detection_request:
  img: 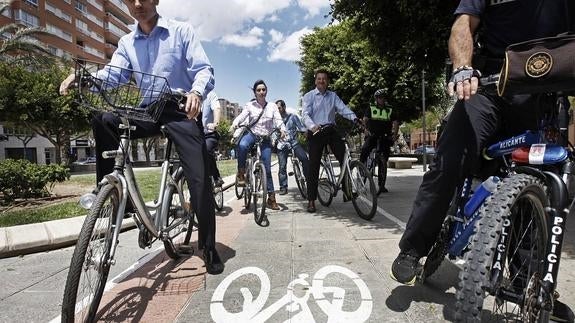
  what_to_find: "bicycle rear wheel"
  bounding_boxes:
[317,161,333,206]
[293,159,307,199]
[235,176,244,199]
[161,171,194,259]
[350,160,377,220]
[253,163,269,226]
[61,183,118,323]
[456,173,548,322]
[213,178,224,211]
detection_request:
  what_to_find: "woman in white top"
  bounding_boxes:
[231,80,286,210]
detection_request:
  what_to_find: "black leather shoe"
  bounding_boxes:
[279,187,288,195]
[203,248,224,275]
[307,201,316,213]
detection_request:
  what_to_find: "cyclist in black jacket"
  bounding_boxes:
[359,89,398,195]
[391,4,574,320]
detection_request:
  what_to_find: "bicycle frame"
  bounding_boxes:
[100,120,183,264]
[321,140,356,196]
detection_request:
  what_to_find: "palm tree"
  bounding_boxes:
[0,0,53,60]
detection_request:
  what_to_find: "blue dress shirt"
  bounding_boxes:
[103,16,214,99]
[301,88,356,130]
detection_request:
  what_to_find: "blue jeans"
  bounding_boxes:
[237,132,274,193]
[277,144,309,190]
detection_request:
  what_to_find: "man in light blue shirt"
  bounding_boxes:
[275,100,309,195]
[60,0,223,275]
[302,68,358,213]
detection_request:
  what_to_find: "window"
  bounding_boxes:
[15,10,39,27]
[25,0,38,7]
[75,1,87,13]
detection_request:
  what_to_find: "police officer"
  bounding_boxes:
[359,89,398,195]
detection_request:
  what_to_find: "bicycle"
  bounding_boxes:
[315,124,377,220]
[61,60,196,322]
[236,125,281,227]
[364,135,392,192]
[417,74,575,321]
[288,144,308,199]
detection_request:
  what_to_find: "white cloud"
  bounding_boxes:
[268,29,284,46]
[158,0,330,41]
[221,27,264,48]
[267,27,313,62]
[296,0,331,17]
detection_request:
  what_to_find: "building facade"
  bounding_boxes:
[1,0,133,62]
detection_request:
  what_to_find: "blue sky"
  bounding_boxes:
[158,0,333,112]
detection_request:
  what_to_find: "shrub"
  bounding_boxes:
[0,159,70,205]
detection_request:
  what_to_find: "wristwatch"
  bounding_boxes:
[190,90,203,100]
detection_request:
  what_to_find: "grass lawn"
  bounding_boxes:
[0,159,238,228]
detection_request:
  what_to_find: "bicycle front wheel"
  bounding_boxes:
[161,171,194,259]
[253,163,268,226]
[293,159,307,199]
[456,173,548,322]
[350,160,377,220]
[61,184,118,323]
[317,161,333,207]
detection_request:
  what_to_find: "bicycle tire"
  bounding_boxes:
[244,160,253,209]
[235,176,244,199]
[213,179,224,211]
[161,171,194,259]
[349,160,377,220]
[61,184,118,323]
[456,173,549,322]
[293,159,307,199]
[317,161,333,206]
[253,163,269,226]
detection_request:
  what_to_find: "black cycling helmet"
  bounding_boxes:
[374,89,385,98]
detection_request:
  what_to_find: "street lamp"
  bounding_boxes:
[421,54,427,172]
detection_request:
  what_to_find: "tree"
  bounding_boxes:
[298,20,446,123]
[216,119,233,156]
[0,62,92,164]
[331,0,459,82]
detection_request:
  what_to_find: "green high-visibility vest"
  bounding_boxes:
[370,105,392,121]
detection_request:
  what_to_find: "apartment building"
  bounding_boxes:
[218,98,240,123]
[1,0,133,61]
[0,0,132,164]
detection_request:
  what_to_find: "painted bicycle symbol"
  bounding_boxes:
[210,265,373,322]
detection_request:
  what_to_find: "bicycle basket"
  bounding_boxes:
[74,59,172,123]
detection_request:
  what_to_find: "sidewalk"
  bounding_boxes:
[83,165,575,322]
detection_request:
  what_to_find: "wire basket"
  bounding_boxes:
[74,59,172,123]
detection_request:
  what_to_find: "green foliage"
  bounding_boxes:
[0,61,91,164]
[298,20,447,123]
[0,159,70,205]
[331,0,458,78]
[216,119,233,154]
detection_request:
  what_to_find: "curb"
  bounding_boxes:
[0,161,282,259]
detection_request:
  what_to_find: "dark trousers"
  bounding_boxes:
[399,92,552,257]
[205,131,222,181]
[92,105,218,250]
[359,134,392,187]
[306,126,346,201]
[277,144,309,190]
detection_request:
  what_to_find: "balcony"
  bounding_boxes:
[104,0,132,24]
